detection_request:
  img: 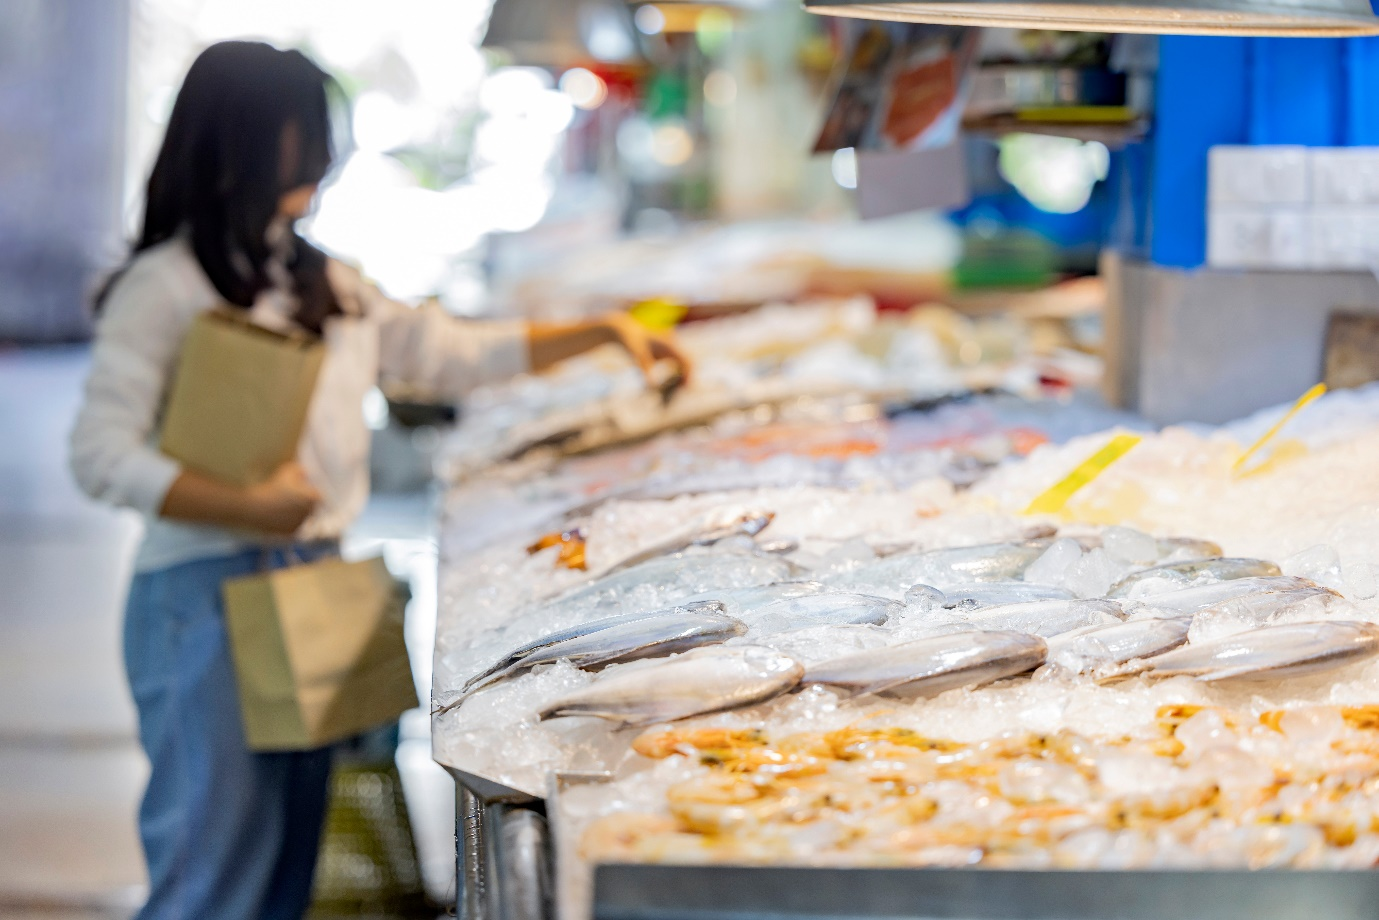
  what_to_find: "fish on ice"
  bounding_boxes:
[943,582,1076,610]
[1044,616,1193,675]
[738,593,903,630]
[803,629,1047,699]
[961,599,1125,638]
[538,645,804,725]
[440,601,741,711]
[600,507,776,574]
[1108,558,1283,598]
[825,541,1051,598]
[1135,620,1379,682]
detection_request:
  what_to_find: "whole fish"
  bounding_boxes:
[804,630,1047,698]
[463,599,729,690]
[962,599,1125,638]
[1046,617,1193,674]
[677,581,829,615]
[445,601,739,711]
[600,508,775,575]
[539,645,804,724]
[1126,576,1338,616]
[1109,558,1283,598]
[537,552,802,618]
[944,582,1076,610]
[825,541,1050,598]
[738,593,903,630]
[1137,620,1379,682]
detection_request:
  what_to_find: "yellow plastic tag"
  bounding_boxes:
[1024,433,1143,516]
[628,298,688,331]
[1232,383,1326,477]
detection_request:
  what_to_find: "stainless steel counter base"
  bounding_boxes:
[448,767,551,920]
[592,864,1379,920]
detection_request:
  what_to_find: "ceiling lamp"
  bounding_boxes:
[483,0,643,65]
[803,0,1379,36]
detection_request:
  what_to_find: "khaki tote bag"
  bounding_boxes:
[223,555,419,751]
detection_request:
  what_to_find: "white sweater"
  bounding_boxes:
[70,237,528,572]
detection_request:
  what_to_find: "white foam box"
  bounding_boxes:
[1310,148,1379,206]
[1309,208,1379,270]
[1208,145,1310,207]
[1208,207,1310,269]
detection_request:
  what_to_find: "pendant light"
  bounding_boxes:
[482,0,643,65]
[804,0,1379,36]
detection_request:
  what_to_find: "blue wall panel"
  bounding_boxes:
[1344,38,1379,144]
[1248,39,1345,145]
[1142,35,1379,268]
[1148,36,1248,268]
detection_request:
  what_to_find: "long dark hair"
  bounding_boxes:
[98,41,342,334]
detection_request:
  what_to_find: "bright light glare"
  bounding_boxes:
[479,67,551,113]
[634,4,666,34]
[703,70,736,107]
[651,122,694,166]
[560,68,608,110]
[831,147,858,190]
[352,91,414,153]
[583,6,637,61]
[998,134,1111,214]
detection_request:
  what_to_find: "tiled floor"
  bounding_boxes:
[0,347,455,917]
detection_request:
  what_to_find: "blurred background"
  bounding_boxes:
[0,0,1164,917]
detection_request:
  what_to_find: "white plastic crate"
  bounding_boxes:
[1208,146,1310,207]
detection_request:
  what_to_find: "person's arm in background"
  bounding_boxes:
[345,261,691,400]
[527,312,690,382]
[69,262,318,537]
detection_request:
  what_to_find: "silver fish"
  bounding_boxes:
[1109,558,1283,598]
[943,582,1076,610]
[445,602,739,711]
[600,508,775,574]
[739,593,903,630]
[804,630,1047,698]
[962,599,1125,638]
[538,645,803,724]
[464,599,728,690]
[1138,620,1379,682]
[538,552,802,617]
[1046,617,1192,674]
[826,541,1050,598]
[1126,576,1338,615]
[677,581,829,614]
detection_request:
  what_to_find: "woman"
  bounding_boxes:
[70,41,687,920]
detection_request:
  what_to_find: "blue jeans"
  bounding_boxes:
[124,544,337,920]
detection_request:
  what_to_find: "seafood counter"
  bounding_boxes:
[430,305,1379,918]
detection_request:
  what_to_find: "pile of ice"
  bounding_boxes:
[432,385,1379,798]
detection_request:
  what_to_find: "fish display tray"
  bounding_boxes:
[592,864,1379,920]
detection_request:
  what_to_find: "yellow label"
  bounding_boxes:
[628,298,688,331]
[1024,433,1143,516]
[1232,383,1326,478]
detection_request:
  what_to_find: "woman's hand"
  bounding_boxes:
[526,314,694,391]
[159,461,321,536]
[243,461,322,535]
[600,312,693,389]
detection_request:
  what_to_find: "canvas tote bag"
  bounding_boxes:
[223,555,419,751]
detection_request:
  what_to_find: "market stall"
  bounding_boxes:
[428,292,1379,920]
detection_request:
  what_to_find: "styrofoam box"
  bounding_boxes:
[1209,146,1310,206]
[1309,208,1379,270]
[1311,148,1379,206]
[1208,208,1310,269]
